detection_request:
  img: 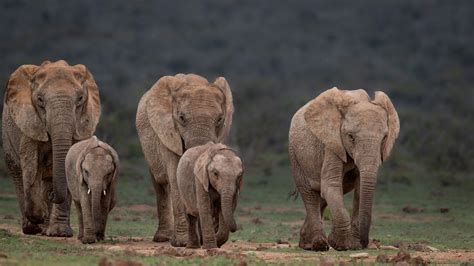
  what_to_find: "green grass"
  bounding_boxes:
[0,164,473,265]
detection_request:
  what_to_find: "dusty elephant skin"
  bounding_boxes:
[1,60,101,237]
[177,143,243,249]
[66,136,119,244]
[288,87,399,251]
[135,74,234,247]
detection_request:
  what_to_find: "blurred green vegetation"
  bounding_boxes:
[1,1,473,182]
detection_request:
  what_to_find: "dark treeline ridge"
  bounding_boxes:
[1,1,473,182]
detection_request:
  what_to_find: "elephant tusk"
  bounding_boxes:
[87,188,91,194]
[103,190,106,196]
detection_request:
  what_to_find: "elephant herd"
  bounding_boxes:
[2,60,399,251]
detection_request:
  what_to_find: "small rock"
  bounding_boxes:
[276,239,289,244]
[3,214,14,220]
[439,208,449,213]
[234,260,247,266]
[108,246,123,251]
[0,253,7,259]
[349,252,369,259]
[256,245,267,251]
[402,205,424,213]
[410,256,429,265]
[426,245,439,252]
[251,218,263,224]
[376,254,390,263]
[391,250,411,263]
[320,257,336,266]
[380,245,399,250]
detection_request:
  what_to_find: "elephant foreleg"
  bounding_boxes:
[166,158,188,247]
[75,201,84,241]
[6,154,42,235]
[196,185,217,249]
[321,151,353,250]
[46,191,72,237]
[186,214,200,248]
[150,169,173,242]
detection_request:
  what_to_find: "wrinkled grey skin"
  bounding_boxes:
[66,137,119,244]
[289,88,399,251]
[136,74,233,247]
[2,60,101,237]
[177,142,243,249]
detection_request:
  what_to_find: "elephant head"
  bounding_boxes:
[304,87,399,247]
[194,143,243,233]
[5,60,101,207]
[76,137,119,236]
[145,74,233,155]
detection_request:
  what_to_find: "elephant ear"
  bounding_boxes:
[304,87,355,163]
[72,64,101,140]
[146,76,185,155]
[193,146,213,192]
[5,64,48,142]
[372,91,400,162]
[213,77,234,143]
[97,138,120,181]
[76,137,101,185]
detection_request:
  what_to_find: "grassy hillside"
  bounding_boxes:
[1,1,473,181]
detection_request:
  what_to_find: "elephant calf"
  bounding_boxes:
[177,142,243,249]
[66,136,119,244]
[289,88,399,251]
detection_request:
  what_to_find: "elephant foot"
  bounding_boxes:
[216,233,229,248]
[170,234,187,247]
[81,235,96,244]
[202,242,218,250]
[46,222,73,237]
[153,229,172,242]
[311,234,330,251]
[96,232,105,241]
[328,231,359,251]
[22,221,42,235]
[299,231,329,251]
[186,242,200,249]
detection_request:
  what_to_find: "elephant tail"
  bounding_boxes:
[287,187,299,201]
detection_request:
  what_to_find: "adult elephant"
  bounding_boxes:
[289,87,399,251]
[136,74,233,247]
[2,60,101,236]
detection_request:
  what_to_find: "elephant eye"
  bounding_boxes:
[77,95,84,105]
[216,115,223,125]
[178,113,186,125]
[212,170,219,178]
[348,134,355,143]
[37,95,45,107]
[84,169,90,177]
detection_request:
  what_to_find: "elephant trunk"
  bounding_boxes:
[48,98,74,204]
[184,120,217,149]
[221,188,237,233]
[356,149,380,248]
[91,188,102,236]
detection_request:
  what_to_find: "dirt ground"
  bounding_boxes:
[1,223,473,264]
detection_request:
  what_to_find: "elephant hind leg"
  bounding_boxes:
[290,151,328,251]
[150,168,173,242]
